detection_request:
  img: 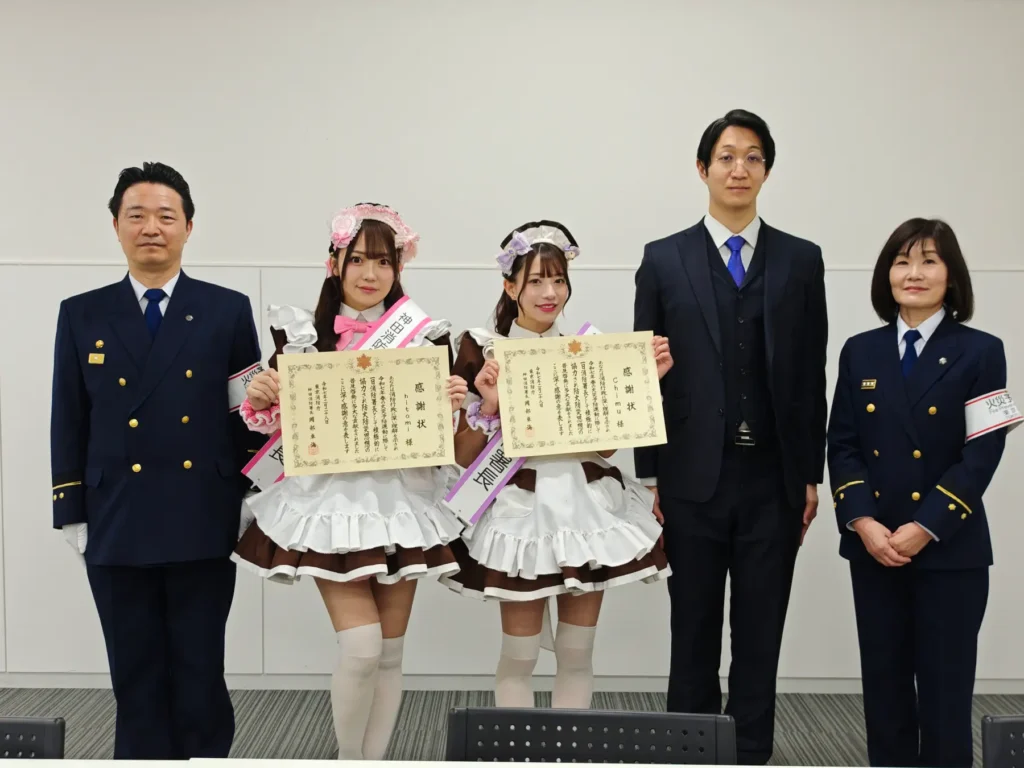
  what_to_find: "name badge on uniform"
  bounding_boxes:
[861,379,876,390]
[88,353,105,365]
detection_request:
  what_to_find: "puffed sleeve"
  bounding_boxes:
[915,337,1009,541]
[241,305,317,434]
[827,340,879,531]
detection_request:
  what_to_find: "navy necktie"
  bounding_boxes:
[726,235,746,287]
[902,329,921,377]
[144,288,166,338]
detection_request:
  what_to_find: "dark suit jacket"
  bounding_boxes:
[50,271,266,566]
[827,317,1007,569]
[632,219,828,508]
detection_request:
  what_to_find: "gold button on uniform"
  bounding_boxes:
[183,460,192,469]
[129,419,138,428]
[59,492,64,499]
[912,492,921,501]
[52,494,57,501]
[913,450,922,459]
[866,404,875,413]
[961,513,967,519]
[840,493,845,500]
[186,370,193,379]
[873,450,879,457]
[928,406,937,415]
[132,463,142,473]
[874,491,880,498]
[95,340,104,349]
[181,416,190,424]
[119,378,127,387]
[948,504,956,511]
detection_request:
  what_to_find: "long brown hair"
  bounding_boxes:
[313,219,405,351]
[493,243,573,336]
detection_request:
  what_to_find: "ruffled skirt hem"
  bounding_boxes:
[233,521,459,585]
[439,538,670,601]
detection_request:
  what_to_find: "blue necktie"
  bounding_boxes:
[726,235,746,287]
[144,288,166,338]
[902,329,921,377]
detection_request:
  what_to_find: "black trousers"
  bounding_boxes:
[850,560,988,768]
[86,558,237,759]
[661,445,801,765]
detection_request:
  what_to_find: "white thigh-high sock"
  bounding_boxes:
[361,635,405,760]
[495,633,541,708]
[331,623,383,759]
[551,623,596,709]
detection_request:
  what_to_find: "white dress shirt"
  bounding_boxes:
[703,214,762,272]
[128,271,180,316]
[897,306,946,359]
[339,300,385,323]
[506,319,561,340]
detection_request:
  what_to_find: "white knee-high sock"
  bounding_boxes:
[361,636,405,760]
[331,623,383,759]
[551,623,596,709]
[495,633,540,708]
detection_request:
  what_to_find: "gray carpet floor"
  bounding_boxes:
[1,688,1021,764]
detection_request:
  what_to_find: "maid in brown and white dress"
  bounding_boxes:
[234,203,467,760]
[440,220,673,710]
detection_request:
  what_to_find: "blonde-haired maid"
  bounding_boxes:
[233,203,467,759]
[441,220,673,709]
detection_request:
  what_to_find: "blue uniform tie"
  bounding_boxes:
[144,288,166,338]
[726,235,746,287]
[902,328,921,377]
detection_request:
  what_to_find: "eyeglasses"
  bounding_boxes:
[714,153,766,171]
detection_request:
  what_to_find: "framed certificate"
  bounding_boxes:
[276,346,455,475]
[492,331,667,458]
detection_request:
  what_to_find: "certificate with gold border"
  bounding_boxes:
[492,331,667,458]
[277,346,454,476]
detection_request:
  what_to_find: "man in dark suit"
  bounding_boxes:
[50,162,265,759]
[633,110,828,764]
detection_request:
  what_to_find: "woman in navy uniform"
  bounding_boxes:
[827,218,1018,768]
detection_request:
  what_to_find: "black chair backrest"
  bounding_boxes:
[446,707,736,764]
[0,717,65,759]
[982,715,1024,768]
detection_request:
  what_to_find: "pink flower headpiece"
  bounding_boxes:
[324,203,420,276]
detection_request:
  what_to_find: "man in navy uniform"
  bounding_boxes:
[50,162,265,759]
[633,110,828,764]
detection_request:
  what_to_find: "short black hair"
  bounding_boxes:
[696,109,776,173]
[870,218,974,323]
[108,162,195,221]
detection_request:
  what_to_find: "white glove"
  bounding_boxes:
[63,522,87,553]
[238,502,255,539]
[62,523,87,565]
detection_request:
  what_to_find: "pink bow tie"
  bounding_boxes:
[334,315,372,350]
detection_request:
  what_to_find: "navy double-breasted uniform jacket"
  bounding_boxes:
[827,316,1008,569]
[50,271,266,566]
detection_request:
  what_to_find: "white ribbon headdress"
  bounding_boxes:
[495,221,579,276]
